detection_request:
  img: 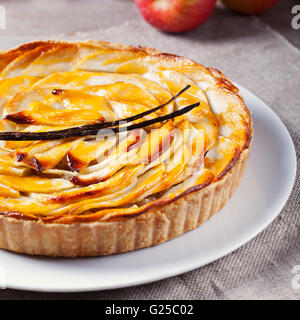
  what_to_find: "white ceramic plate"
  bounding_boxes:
[0,84,296,293]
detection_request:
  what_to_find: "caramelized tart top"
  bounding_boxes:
[0,41,252,223]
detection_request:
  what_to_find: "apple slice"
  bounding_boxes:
[0,183,20,198]
[1,44,57,79]
[0,175,72,193]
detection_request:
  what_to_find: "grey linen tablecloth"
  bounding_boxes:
[0,0,299,300]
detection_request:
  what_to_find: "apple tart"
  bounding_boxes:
[0,41,252,257]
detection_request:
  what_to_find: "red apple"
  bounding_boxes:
[221,0,279,15]
[134,0,217,33]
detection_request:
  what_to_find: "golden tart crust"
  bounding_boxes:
[0,40,252,257]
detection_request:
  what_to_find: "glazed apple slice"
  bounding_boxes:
[0,195,61,215]
[82,73,173,106]
[5,104,107,127]
[33,164,145,206]
[218,111,251,149]
[0,76,39,116]
[0,155,30,176]
[21,45,79,77]
[164,168,214,199]
[0,182,20,198]
[25,71,173,112]
[0,175,73,193]
[115,54,212,81]
[1,44,57,79]
[31,139,81,172]
[72,129,146,186]
[0,41,51,73]
[12,136,82,173]
[20,44,104,78]
[205,136,240,180]
[4,87,114,127]
[86,82,159,108]
[75,49,146,72]
[67,120,174,189]
[54,165,168,215]
[14,139,66,171]
[4,81,164,127]
[67,138,116,172]
[0,163,30,176]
